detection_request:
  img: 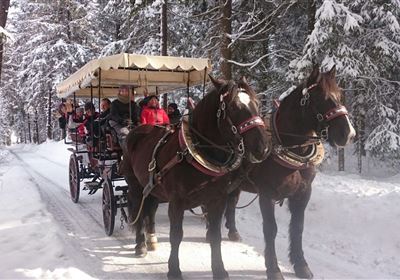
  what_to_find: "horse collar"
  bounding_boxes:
[179,116,243,177]
[269,108,325,170]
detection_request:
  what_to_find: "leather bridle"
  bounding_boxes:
[299,83,349,141]
[216,87,265,155]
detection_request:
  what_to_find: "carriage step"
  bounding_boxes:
[84,182,102,190]
[115,185,128,192]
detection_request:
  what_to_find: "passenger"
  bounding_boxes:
[57,103,67,128]
[83,102,99,136]
[140,95,170,125]
[56,102,67,139]
[98,98,111,129]
[109,85,140,150]
[167,103,182,124]
[100,98,111,119]
[73,107,85,123]
[67,107,84,129]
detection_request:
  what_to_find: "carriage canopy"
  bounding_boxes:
[56,53,212,98]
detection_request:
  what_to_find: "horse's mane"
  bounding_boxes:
[282,70,342,104]
[318,71,341,102]
[194,80,236,117]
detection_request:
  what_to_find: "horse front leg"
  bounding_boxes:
[167,200,184,280]
[259,193,283,280]
[206,198,229,280]
[288,186,313,279]
[144,194,159,251]
[225,188,242,242]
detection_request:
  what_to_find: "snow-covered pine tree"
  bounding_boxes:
[352,0,400,163]
[2,0,100,142]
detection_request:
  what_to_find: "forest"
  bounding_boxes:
[0,0,399,169]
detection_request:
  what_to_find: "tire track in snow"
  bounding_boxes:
[10,149,167,280]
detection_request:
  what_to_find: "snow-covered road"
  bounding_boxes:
[0,142,399,279]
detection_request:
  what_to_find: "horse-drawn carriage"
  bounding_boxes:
[57,53,356,279]
[56,53,211,236]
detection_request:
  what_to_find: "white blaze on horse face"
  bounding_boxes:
[238,90,251,107]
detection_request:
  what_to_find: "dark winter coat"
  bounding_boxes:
[110,100,139,127]
[168,110,182,124]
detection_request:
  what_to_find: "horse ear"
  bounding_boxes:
[208,74,223,88]
[308,64,320,84]
[240,76,248,85]
[328,65,336,78]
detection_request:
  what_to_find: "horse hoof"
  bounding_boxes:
[167,270,183,280]
[146,241,157,251]
[146,233,158,251]
[227,231,242,242]
[267,271,284,280]
[294,265,313,279]
[134,245,147,257]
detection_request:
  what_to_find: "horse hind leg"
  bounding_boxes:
[288,187,313,279]
[126,175,147,257]
[225,188,242,242]
[259,194,284,280]
[144,194,159,251]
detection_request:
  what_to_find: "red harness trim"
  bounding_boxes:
[237,116,265,134]
[324,105,348,121]
[178,128,227,177]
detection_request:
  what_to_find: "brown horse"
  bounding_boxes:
[221,65,356,279]
[123,76,270,279]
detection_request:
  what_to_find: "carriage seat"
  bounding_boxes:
[104,126,122,152]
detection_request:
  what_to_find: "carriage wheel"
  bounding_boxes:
[102,179,116,236]
[69,154,80,203]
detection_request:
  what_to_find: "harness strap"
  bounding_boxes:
[154,151,186,185]
[324,105,348,121]
[143,127,175,198]
[237,116,265,134]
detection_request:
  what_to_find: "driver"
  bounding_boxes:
[109,85,139,150]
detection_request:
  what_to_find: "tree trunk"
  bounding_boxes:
[0,0,11,81]
[160,0,168,56]
[220,0,232,80]
[160,0,168,109]
[307,0,316,35]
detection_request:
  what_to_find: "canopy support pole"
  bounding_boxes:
[97,68,102,155]
[202,67,207,99]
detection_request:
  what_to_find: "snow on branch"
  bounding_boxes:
[0,27,14,41]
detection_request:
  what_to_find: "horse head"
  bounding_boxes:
[278,65,355,148]
[300,65,356,147]
[193,75,269,165]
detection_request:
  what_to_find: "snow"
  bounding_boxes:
[0,141,400,279]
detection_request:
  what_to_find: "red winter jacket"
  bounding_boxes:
[140,106,170,125]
